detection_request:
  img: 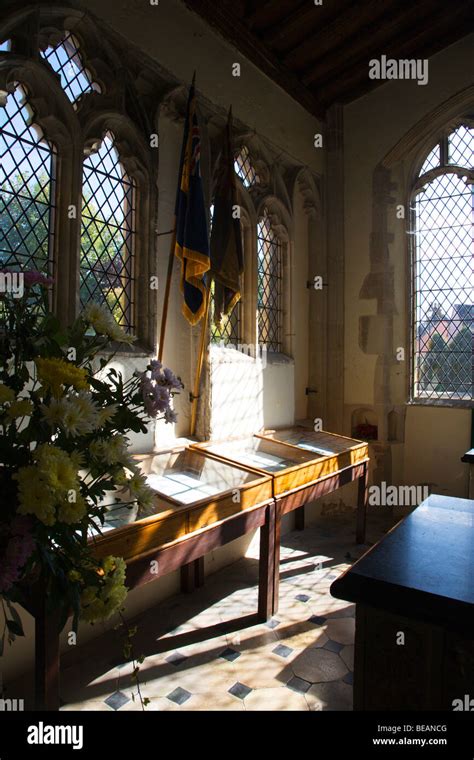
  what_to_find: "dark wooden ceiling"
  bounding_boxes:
[184,0,474,116]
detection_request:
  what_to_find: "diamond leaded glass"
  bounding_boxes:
[257,210,282,352]
[419,144,440,175]
[448,125,474,167]
[0,84,55,281]
[80,133,136,332]
[412,126,473,403]
[234,146,259,188]
[209,203,242,346]
[210,278,241,345]
[40,31,99,104]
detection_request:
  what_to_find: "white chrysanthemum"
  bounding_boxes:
[96,404,118,427]
[90,434,130,465]
[41,398,70,428]
[41,394,99,437]
[81,302,136,344]
[70,392,100,430]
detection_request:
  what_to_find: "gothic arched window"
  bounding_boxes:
[411,124,473,403]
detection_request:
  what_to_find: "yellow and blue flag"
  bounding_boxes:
[174,77,210,325]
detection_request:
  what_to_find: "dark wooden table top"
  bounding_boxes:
[331,494,474,632]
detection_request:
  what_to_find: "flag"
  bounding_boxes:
[210,107,244,325]
[174,76,210,325]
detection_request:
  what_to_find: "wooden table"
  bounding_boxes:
[330,494,474,710]
[32,448,274,711]
[192,430,369,615]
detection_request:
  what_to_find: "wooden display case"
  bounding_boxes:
[255,427,369,539]
[34,447,275,710]
[190,436,327,497]
[256,426,369,474]
[90,447,272,561]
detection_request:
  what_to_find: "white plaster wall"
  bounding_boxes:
[81,0,323,175]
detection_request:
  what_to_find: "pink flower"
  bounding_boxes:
[23,271,54,288]
[0,517,35,592]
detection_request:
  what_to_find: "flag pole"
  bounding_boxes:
[158,225,176,362]
[158,72,196,363]
[190,283,211,436]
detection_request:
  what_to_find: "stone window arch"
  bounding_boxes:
[0,8,158,349]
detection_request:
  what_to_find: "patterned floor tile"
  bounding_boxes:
[104,691,130,711]
[324,618,355,646]
[244,686,310,711]
[292,648,348,683]
[33,512,399,712]
[167,687,192,705]
[305,679,354,711]
[228,682,252,700]
[286,675,312,694]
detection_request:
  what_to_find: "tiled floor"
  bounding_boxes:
[33,511,398,711]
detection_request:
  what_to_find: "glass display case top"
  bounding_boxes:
[198,436,320,473]
[259,428,365,457]
[138,448,261,503]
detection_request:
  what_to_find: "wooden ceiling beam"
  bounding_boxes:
[183,0,321,117]
[303,0,447,87]
[263,0,351,52]
[283,0,402,70]
[315,11,474,111]
[245,0,304,32]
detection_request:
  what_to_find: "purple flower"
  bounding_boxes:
[0,517,35,592]
[23,271,54,288]
[149,359,162,380]
[162,367,182,390]
[152,385,170,414]
[164,407,178,424]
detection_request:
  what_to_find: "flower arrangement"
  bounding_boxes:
[0,273,182,652]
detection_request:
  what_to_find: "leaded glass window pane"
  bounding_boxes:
[0,84,55,282]
[80,133,135,332]
[412,126,473,403]
[234,146,259,189]
[257,210,282,352]
[40,31,99,104]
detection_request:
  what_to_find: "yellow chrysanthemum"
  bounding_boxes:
[57,492,87,524]
[15,466,56,526]
[35,357,89,397]
[35,444,77,493]
[6,399,33,420]
[14,445,85,526]
[0,384,15,404]
[80,556,127,623]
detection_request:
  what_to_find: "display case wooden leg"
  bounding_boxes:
[35,601,60,711]
[195,556,205,587]
[180,562,196,593]
[295,505,305,530]
[258,503,276,622]
[356,462,368,544]
[273,503,282,615]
